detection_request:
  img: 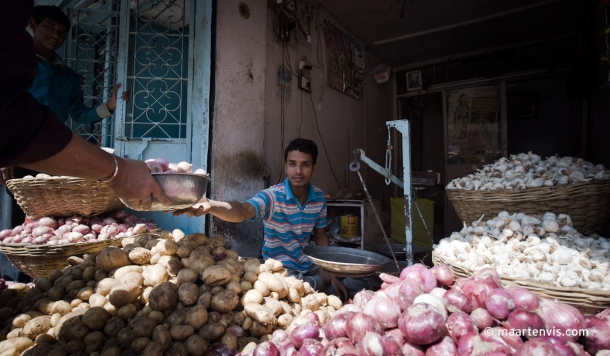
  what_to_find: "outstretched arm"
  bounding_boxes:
[173,196,256,222]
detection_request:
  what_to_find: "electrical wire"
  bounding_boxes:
[309,91,341,191]
[299,89,303,136]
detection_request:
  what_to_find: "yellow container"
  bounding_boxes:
[340,214,359,238]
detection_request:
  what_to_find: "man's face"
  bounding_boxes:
[284,150,316,190]
[30,17,68,52]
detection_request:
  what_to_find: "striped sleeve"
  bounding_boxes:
[246,189,274,221]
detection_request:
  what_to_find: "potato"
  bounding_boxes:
[242,316,252,331]
[117,327,135,349]
[197,292,212,308]
[108,283,141,307]
[315,309,330,324]
[49,313,61,327]
[143,265,168,287]
[88,294,107,308]
[225,279,242,295]
[277,314,293,327]
[327,295,343,310]
[149,282,178,311]
[188,249,215,273]
[131,317,156,338]
[95,278,116,296]
[0,337,34,355]
[150,253,161,265]
[103,316,125,338]
[131,337,150,354]
[177,283,199,306]
[249,321,273,337]
[22,342,52,356]
[240,281,253,292]
[243,271,257,284]
[156,239,179,255]
[157,255,183,276]
[47,287,65,301]
[286,287,301,303]
[184,305,208,330]
[100,347,121,356]
[291,303,302,316]
[152,325,172,351]
[219,332,238,352]
[141,286,153,304]
[12,314,31,328]
[117,303,136,321]
[165,342,188,356]
[7,328,24,339]
[197,323,225,342]
[169,325,194,340]
[257,272,286,297]
[184,335,208,356]
[253,280,270,296]
[34,333,56,345]
[81,307,110,330]
[300,295,320,311]
[210,285,224,294]
[241,290,263,307]
[128,247,151,265]
[163,309,187,327]
[243,304,274,325]
[76,287,94,301]
[55,310,88,342]
[113,265,144,279]
[176,245,193,258]
[94,269,108,282]
[176,269,199,285]
[263,297,283,317]
[96,247,130,272]
[264,258,284,272]
[210,290,239,313]
[148,310,165,324]
[23,316,51,339]
[241,342,257,355]
[65,280,86,294]
[303,281,314,294]
[64,339,84,353]
[200,265,230,286]
[142,341,164,356]
[243,258,261,275]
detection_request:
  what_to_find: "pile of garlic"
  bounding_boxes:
[434,211,610,291]
[446,152,610,191]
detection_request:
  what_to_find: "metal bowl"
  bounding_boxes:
[375,244,430,260]
[123,173,210,211]
[303,246,391,274]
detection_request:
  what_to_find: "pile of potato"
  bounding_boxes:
[0,230,342,356]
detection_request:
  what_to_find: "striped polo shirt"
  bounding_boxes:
[246,178,327,272]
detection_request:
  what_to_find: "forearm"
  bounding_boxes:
[20,132,116,181]
[208,201,254,223]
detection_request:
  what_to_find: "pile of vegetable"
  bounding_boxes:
[0,211,157,246]
[243,264,610,355]
[434,211,610,291]
[446,152,610,191]
[0,229,341,356]
[145,158,208,176]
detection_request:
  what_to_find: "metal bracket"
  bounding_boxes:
[352,149,404,188]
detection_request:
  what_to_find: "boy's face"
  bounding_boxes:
[284,150,317,190]
[30,17,68,52]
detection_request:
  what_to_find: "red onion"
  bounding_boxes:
[402,341,425,356]
[384,282,401,301]
[322,337,358,356]
[485,288,514,319]
[506,309,544,337]
[346,312,383,344]
[384,328,404,346]
[145,159,164,172]
[353,290,376,308]
[363,295,401,329]
[398,303,446,345]
[446,311,478,343]
[472,268,502,287]
[400,264,437,293]
[357,332,386,356]
[597,308,610,320]
[395,278,424,311]
[481,327,523,353]
[514,338,560,356]
[290,324,319,348]
[431,265,454,287]
[155,157,170,171]
[336,304,361,314]
[536,298,585,342]
[299,339,324,356]
[461,280,495,309]
[382,333,404,356]
[505,285,539,312]
[32,226,53,238]
[582,315,610,354]
[380,273,401,287]
[0,229,12,240]
[470,308,494,330]
[425,336,458,356]
[429,288,446,300]
[253,341,279,356]
[304,311,320,326]
[539,336,581,356]
[442,289,472,314]
[37,217,57,228]
[323,311,356,340]
[457,332,511,356]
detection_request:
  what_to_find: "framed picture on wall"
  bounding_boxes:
[507,92,539,119]
[406,70,422,91]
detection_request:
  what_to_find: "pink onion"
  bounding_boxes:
[480,327,523,353]
[102,217,116,225]
[145,159,163,172]
[72,224,90,235]
[485,288,514,319]
[402,341,425,356]
[505,285,540,312]
[346,312,383,344]
[290,324,319,348]
[37,217,57,229]
[380,273,401,287]
[400,264,437,292]
[194,168,208,176]
[539,336,582,356]
[514,338,560,356]
[91,224,103,233]
[253,341,278,356]
[472,268,502,288]
[470,308,494,330]
[322,337,358,356]
[398,303,446,345]
[426,336,458,356]
[442,289,472,314]
[536,298,585,341]
[155,157,170,172]
[382,332,404,355]
[429,288,446,300]
[0,229,13,240]
[168,163,178,171]
[363,294,401,329]
[323,311,356,340]
[177,161,193,173]
[358,332,386,356]
[581,315,610,354]
[431,265,454,287]
[11,226,23,235]
[384,329,404,345]
[336,304,361,314]
[32,226,53,238]
[21,236,33,244]
[353,290,376,308]
[299,339,324,356]
[395,278,424,311]
[506,309,544,337]
[461,280,495,309]
[457,332,511,356]
[446,311,478,343]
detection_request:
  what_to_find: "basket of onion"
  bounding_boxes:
[253,263,610,356]
[0,211,157,279]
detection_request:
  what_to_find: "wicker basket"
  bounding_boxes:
[432,252,610,315]
[446,180,610,235]
[6,176,125,219]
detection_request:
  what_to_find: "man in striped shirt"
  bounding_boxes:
[176,138,349,300]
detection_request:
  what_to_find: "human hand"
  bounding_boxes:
[106,158,170,211]
[329,275,349,302]
[107,83,131,112]
[172,196,211,217]
[0,166,14,186]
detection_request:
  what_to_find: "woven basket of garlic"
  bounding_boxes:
[446,152,610,235]
[433,211,610,313]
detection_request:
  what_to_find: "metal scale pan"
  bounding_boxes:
[303,246,391,277]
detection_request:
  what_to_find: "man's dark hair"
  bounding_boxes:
[284,138,318,165]
[32,6,71,31]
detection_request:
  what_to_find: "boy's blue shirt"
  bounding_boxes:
[28,53,111,124]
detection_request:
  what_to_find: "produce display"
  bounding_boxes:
[0,211,158,246]
[434,211,610,291]
[446,152,610,191]
[0,230,342,356]
[145,158,208,176]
